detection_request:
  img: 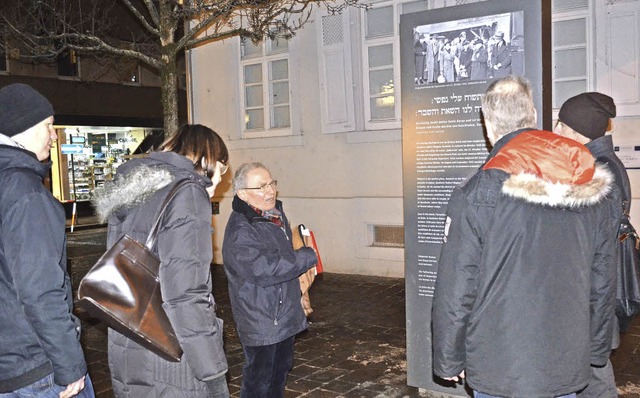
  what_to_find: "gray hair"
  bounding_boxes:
[481,75,537,139]
[232,162,269,194]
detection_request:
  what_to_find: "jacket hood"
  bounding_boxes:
[483,130,613,208]
[93,151,211,223]
[92,163,174,222]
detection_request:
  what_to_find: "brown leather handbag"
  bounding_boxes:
[78,179,195,362]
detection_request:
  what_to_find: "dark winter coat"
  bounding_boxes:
[588,134,632,334]
[432,129,620,397]
[222,196,316,347]
[0,145,87,392]
[92,151,227,397]
[587,134,631,207]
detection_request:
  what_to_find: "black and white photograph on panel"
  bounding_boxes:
[412,11,525,87]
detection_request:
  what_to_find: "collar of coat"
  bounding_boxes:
[232,195,284,224]
[0,144,51,178]
[585,134,615,160]
[483,129,613,208]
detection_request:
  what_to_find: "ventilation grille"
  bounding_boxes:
[370,225,405,248]
[322,15,344,46]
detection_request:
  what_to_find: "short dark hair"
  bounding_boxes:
[159,124,228,178]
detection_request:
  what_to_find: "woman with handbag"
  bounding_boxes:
[92,124,230,397]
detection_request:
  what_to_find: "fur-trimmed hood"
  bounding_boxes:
[91,151,210,223]
[92,164,174,222]
[484,129,613,208]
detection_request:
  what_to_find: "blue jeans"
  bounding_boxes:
[0,373,95,398]
[240,336,295,398]
[474,392,576,398]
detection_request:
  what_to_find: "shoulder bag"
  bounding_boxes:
[615,204,640,329]
[78,178,196,362]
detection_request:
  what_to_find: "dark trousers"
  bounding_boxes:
[240,336,295,398]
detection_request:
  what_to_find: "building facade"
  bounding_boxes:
[190,0,640,276]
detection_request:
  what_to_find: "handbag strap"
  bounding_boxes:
[144,178,199,250]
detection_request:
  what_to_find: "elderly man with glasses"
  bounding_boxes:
[222,162,318,398]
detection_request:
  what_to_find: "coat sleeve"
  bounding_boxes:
[589,191,620,366]
[157,185,228,380]
[432,187,482,378]
[222,218,317,288]
[4,191,87,386]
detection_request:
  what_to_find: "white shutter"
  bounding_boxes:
[318,9,355,133]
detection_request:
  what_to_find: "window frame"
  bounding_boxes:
[121,61,142,86]
[360,1,402,131]
[57,48,80,79]
[551,7,593,111]
[239,37,293,139]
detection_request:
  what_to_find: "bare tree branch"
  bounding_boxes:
[121,0,160,37]
[0,0,365,134]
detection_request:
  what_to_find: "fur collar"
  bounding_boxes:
[92,164,174,222]
[501,163,613,208]
[483,129,613,208]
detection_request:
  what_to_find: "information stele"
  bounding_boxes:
[400,1,551,395]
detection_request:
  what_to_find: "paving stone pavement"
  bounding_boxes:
[67,227,640,398]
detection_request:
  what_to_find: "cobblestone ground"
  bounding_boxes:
[67,227,640,398]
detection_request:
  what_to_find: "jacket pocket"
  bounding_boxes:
[274,286,288,325]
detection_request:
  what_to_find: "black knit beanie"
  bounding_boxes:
[558,92,616,140]
[0,83,54,137]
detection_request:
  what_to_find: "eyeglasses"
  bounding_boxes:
[217,161,229,176]
[242,180,278,192]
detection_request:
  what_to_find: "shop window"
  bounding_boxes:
[59,127,145,202]
[57,48,79,78]
[240,37,291,138]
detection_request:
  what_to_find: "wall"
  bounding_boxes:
[190,15,407,277]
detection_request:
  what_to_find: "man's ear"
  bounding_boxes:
[237,189,247,202]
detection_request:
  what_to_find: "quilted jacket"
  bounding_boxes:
[93,151,227,397]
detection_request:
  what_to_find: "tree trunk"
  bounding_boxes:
[159,0,180,136]
[161,57,180,136]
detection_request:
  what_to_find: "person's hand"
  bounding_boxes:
[443,370,465,382]
[59,376,85,398]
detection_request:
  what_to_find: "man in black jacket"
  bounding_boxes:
[555,92,625,398]
[223,162,317,398]
[432,76,620,398]
[0,84,93,397]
